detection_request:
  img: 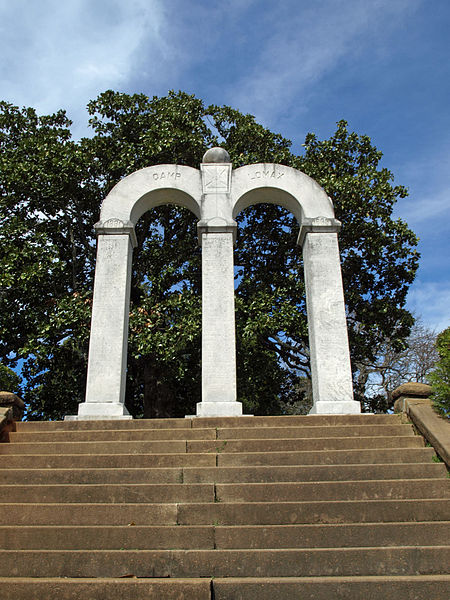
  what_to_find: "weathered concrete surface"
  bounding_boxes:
[77,154,359,419]
[1,578,212,600]
[177,499,450,525]
[189,414,398,428]
[217,447,436,466]
[215,424,414,439]
[0,547,448,578]
[214,522,450,549]
[9,427,216,442]
[0,439,189,455]
[2,461,445,486]
[1,413,450,596]
[395,397,450,467]
[212,576,450,600]
[182,462,447,483]
[231,163,335,224]
[393,383,449,467]
[0,525,214,550]
[2,576,449,600]
[0,392,25,420]
[393,382,433,400]
[0,406,14,443]
[14,414,400,431]
[302,232,359,414]
[0,503,179,526]
[0,482,215,504]
[16,417,193,430]
[69,231,134,421]
[199,232,240,414]
[214,479,449,503]
[186,435,424,454]
[0,452,216,469]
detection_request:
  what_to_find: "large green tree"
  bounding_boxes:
[0,91,419,419]
[429,327,450,418]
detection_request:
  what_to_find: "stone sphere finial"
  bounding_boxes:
[202,147,231,163]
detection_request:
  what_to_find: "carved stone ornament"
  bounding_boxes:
[95,219,137,248]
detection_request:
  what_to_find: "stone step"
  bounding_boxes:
[212,576,450,600]
[0,483,215,503]
[214,522,450,549]
[3,576,450,600]
[0,440,188,454]
[0,435,424,455]
[177,499,450,525]
[0,525,215,550]
[1,522,449,550]
[8,423,414,443]
[214,479,450,503]
[183,463,447,483]
[9,428,217,442]
[1,479,447,504]
[0,503,178,526]
[0,547,448,578]
[0,578,211,600]
[0,452,216,469]
[187,436,424,453]
[215,424,415,439]
[2,413,447,598]
[14,414,400,431]
[2,499,448,526]
[15,418,191,431]
[0,447,436,469]
[1,462,445,485]
[190,415,402,428]
[217,447,435,466]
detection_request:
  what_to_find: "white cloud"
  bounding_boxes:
[407,281,450,333]
[223,0,422,127]
[0,0,167,134]
[394,147,450,230]
[399,188,450,231]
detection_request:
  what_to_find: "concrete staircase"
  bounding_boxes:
[0,414,449,599]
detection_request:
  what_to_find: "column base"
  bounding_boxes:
[65,402,132,421]
[309,400,361,415]
[193,401,244,417]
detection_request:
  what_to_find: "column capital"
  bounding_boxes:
[95,218,137,248]
[297,217,341,247]
[197,218,238,244]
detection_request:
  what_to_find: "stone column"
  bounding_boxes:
[195,148,243,416]
[66,219,136,420]
[298,218,360,414]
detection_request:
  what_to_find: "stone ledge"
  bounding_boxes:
[0,406,14,443]
[394,394,450,468]
[392,382,432,401]
[0,391,25,421]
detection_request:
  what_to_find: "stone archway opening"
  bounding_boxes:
[127,204,202,419]
[233,200,310,414]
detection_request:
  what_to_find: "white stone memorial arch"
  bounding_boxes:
[67,148,360,420]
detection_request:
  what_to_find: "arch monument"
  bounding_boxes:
[67,148,361,419]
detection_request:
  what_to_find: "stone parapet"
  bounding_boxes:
[0,406,14,443]
[0,391,25,421]
[393,383,450,468]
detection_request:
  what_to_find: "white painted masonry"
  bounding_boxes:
[199,232,241,416]
[66,149,360,420]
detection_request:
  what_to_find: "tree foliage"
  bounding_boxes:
[429,327,450,418]
[0,362,20,393]
[354,320,438,413]
[0,91,420,419]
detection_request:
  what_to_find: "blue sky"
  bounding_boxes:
[1,0,449,331]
